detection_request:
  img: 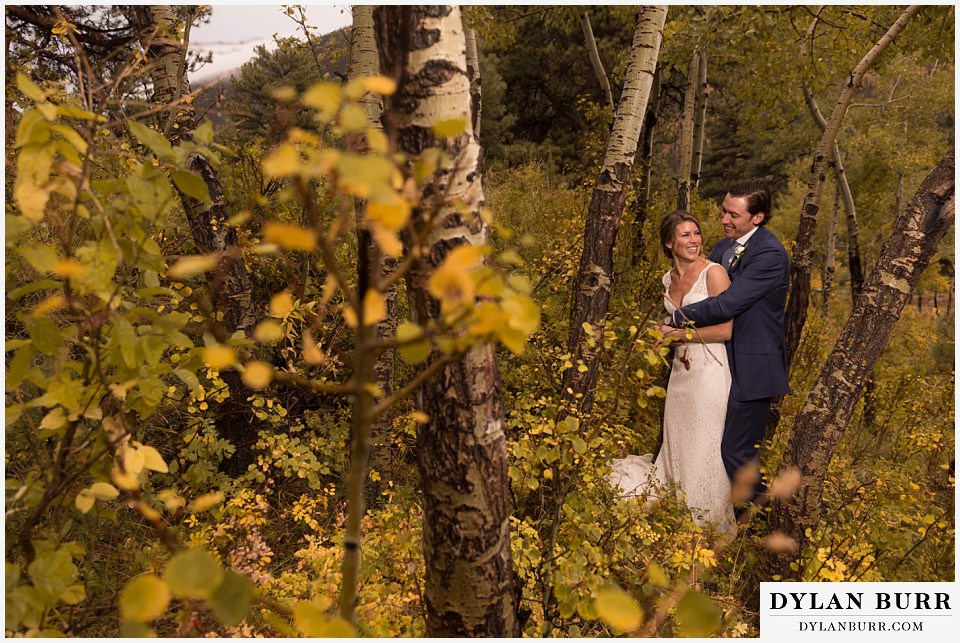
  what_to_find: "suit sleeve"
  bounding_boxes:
[670,242,787,328]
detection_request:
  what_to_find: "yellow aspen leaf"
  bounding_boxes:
[75,490,95,514]
[168,254,219,278]
[269,291,295,318]
[89,481,120,500]
[140,446,168,473]
[320,275,339,306]
[427,266,475,311]
[302,82,341,116]
[120,575,171,622]
[33,293,66,315]
[343,77,368,100]
[497,326,528,356]
[52,259,86,278]
[507,274,533,294]
[442,244,486,271]
[226,210,251,227]
[189,492,224,513]
[336,154,395,198]
[261,143,302,178]
[363,75,397,96]
[111,467,140,490]
[338,103,369,132]
[40,407,67,431]
[263,221,318,252]
[366,197,411,231]
[409,411,429,424]
[17,72,49,103]
[594,586,642,634]
[269,86,297,102]
[370,224,404,258]
[303,330,324,365]
[396,321,429,364]
[202,344,237,369]
[365,129,388,154]
[502,292,541,336]
[165,549,223,600]
[432,118,467,137]
[342,304,358,328]
[287,127,321,146]
[475,269,505,298]
[254,320,285,344]
[123,448,146,476]
[242,361,274,390]
[362,289,387,326]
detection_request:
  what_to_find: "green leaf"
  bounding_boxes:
[170,169,211,203]
[209,571,255,627]
[571,437,588,455]
[194,119,214,145]
[24,316,62,356]
[127,168,175,222]
[165,549,223,600]
[594,585,642,634]
[75,491,95,514]
[7,346,37,390]
[89,482,119,500]
[28,548,74,600]
[120,575,171,622]
[128,121,173,160]
[19,244,60,274]
[7,278,62,301]
[119,621,155,638]
[675,589,722,638]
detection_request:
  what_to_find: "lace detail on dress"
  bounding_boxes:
[611,262,735,536]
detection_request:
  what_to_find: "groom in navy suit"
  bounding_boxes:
[666,179,790,504]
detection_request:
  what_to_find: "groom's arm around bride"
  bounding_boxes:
[666,179,791,503]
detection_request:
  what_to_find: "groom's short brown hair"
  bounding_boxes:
[728,179,772,225]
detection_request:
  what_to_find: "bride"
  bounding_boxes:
[611,210,736,536]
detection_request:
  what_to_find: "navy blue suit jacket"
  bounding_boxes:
[670,226,791,402]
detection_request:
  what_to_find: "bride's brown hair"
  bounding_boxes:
[659,210,701,260]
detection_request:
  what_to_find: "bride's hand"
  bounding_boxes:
[655,324,681,340]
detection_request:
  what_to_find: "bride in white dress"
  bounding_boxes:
[611,211,736,536]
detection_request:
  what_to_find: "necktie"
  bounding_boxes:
[722,242,740,270]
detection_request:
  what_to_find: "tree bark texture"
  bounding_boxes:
[820,185,840,316]
[464,25,482,139]
[580,12,614,110]
[632,65,661,265]
[561,6,667,418]
[348,4,398,504]
[135,5,256,475]
[690,48,708,188]
[804,85,864,305]
[374,6,518,637]
[773,151,954,577]
[783,5,920,371]
[676,47,699,210]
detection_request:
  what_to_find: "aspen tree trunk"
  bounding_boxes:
[676,48,699,210]
[464,25,482,139]
[690,48,708,189]
[348,4,397,504]
[804,85,865,303]
[632,65,661,265]
[374,6,517,636]
[772,152,954,578]
[561,6,667,418]
[580,12,614,110]
[783,5,920,370]
[134,5,256,474]
[820,185,840,316]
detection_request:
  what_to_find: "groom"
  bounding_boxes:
[666,179,790,504]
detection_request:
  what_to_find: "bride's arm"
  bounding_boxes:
[661,266,733,342]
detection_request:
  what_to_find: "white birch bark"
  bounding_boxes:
[580,11,614,109]
[677,47,699,210]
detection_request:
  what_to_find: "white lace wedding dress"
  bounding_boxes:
[610,262,736,535]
